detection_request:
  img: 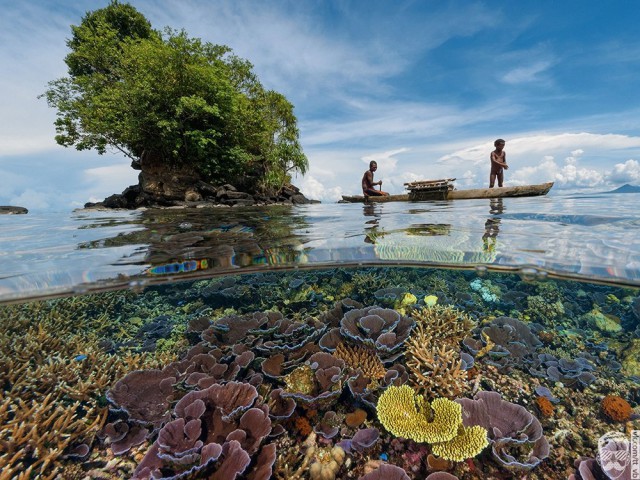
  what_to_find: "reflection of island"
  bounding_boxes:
[482,198,504,252]
[78,207,312,276]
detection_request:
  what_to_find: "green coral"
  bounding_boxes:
[525,294,565,322]
[583,307,622,333]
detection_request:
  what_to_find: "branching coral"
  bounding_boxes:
[0,296,176,478]
[333,343,385,389]
[404,325,468,399]
[406,307,474,397]
[410,305,475,346]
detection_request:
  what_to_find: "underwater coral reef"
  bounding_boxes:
[1,266,639,479]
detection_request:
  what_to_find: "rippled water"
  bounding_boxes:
[1,192,639,302]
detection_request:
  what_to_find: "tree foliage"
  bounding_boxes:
[43,1,308,193]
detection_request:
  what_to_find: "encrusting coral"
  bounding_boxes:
[376,385,488,462]
[601,394,633,422]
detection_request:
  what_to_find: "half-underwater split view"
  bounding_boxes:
[1,196,640,480]
[3,1,640,480]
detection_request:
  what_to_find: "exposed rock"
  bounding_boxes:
[0,206,28,214]
[82,150,319,209]
[85,180,318,210]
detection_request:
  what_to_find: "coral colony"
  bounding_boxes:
[0,266,639,478]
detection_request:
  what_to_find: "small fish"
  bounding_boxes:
[74,354,88,361]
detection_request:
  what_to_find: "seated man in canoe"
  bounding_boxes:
[362,161,389,196]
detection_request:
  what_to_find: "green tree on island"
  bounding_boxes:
[43,1,308,200]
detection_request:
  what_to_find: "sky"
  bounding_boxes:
[2,1,640,211]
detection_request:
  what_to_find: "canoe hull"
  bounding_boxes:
[340,182,554,203]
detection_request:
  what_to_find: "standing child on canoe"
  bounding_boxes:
[362,161,389,196]
[490,139,508,188]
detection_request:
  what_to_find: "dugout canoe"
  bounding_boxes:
[340,182,554,203]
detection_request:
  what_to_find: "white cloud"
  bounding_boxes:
[502,61,553,84]
[607,159,640,184]
[9,189,52,211]
[83,164,139,192]
[362,148,409,173]
[298,175,342,202]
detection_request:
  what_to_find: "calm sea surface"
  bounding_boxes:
[1,191,639,302]
[1,191,639,479]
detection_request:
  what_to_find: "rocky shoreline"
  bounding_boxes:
[84,182,319,210]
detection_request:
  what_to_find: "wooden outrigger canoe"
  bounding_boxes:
[340,181,554,203]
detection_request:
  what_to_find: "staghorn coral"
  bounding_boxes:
[333,343,385,389]
[411,305,475,346]
[404,325,468,399]
[0,297,174,479]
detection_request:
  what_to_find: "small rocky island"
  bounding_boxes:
[44,3,315,212]
[84,155,316,209]
[0,206,28,214]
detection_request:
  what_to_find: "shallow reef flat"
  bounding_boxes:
[1,266,639,479]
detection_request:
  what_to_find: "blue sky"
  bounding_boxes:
[2,0,640,211]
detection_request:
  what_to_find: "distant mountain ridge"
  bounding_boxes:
[603,184,640,194]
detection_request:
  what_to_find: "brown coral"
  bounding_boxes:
[411,305,475,346]
[295,416,313,437]
[601,395,633,422]
[404,324,468,399]
[345,408,368,428]
[333,343,385,388]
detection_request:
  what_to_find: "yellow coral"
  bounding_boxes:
[424,295,438,306]
[431,425,489,461]
[376,385,461,443]
[394,292,417,315]
[411,304,475,345]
